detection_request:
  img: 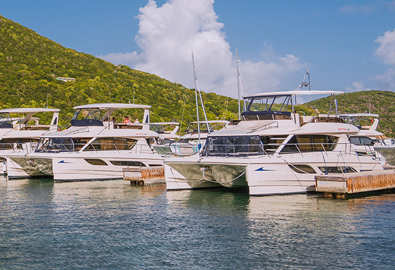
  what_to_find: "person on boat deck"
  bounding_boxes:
[134,118,139,123]
[124,116,132,125]
[112,117,116,123]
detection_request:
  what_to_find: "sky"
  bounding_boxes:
[1,0,395,101]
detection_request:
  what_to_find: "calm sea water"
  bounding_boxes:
[1,178,395,269]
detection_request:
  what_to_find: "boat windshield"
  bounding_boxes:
[242,95,293,120]
[244,95,292,112]
[71,109,104,126]
[341,116,362,129]
[185,122,214,134]
[202,135,265,157]
[150,124,164,133]
[0,113,13,128]
[35,137,92,153]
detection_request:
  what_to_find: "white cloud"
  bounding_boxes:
[385,1,395,11]
[345,81,371,92]
[340,4,372,14]
[374,69,395,90]
[98,0,303,97]
[98,51,142,66]
[375,28,395,65]
[372,29,395,90]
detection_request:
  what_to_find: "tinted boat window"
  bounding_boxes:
[202,135,265,156]
[281,135,339,153]
[84,138,137,151]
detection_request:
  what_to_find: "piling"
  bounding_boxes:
[315,170,395,198]
[123,166,165,186]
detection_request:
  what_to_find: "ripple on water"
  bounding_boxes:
[1,178,395,269]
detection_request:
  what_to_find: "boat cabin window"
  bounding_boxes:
[71,109,104,126]
[242,95,293,121]
[289,164,316,174]
[281,135,339,153]
[85,159,108,166]
[84,137,137,151]
[318,166,357,174]
[349,136,376,146]
[35,137,92,153]
[202,135,265,157]
[110,160,146,167]
[0,138,39,150]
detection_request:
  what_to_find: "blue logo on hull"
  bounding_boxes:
[58,160,70,164]
[255,167,273,172]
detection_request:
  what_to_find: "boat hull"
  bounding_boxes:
[165,153,384,195]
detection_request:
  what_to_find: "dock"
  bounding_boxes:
[123,167,165,186]
[315,170,395,198]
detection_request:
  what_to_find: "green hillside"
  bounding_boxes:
[0,15,240,129]
[2,15,394,137]
[306,90,395,137]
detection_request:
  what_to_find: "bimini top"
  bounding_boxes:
[339,113,380,118]
[150,122,179,126]
[189,120,230,124]
[73,103,151,110]
[243,90,344,99]
[0,108,60,113]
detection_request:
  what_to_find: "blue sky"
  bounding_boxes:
[1,0,395,100]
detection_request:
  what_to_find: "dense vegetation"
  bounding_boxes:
[307,90,395,137]
[0,15,240,130]
[1,15,395,136]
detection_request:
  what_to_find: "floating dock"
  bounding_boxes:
[123,167,165,186]
[315,170,395,198]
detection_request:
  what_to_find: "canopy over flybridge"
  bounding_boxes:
[73,103,151,110]
[150,122,179,125]
[189,120,230,124]
[339,113,380,118]
[0,108,60,114]
[243,90,344,99]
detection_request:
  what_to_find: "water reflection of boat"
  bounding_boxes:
[165,91,385,196]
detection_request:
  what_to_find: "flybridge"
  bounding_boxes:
[71,103,151,128]
[241,90,344,121]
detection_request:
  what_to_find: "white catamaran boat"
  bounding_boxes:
[6,103,164,181]
[164,91,385,196]
[0,108,59,174]
[168,120,230,157]
[338,113,387,163]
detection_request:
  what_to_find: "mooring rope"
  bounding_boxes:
[278,157,306,189]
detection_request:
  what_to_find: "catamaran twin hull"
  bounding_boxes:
[165,153,383,196]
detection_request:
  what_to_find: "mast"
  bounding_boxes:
[236,48,241,119]
[192,53,201,146]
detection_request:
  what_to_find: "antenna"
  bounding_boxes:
[299,67,311,90]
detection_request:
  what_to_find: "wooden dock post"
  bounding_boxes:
[123,166,165,186]
[315,170,395,198]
